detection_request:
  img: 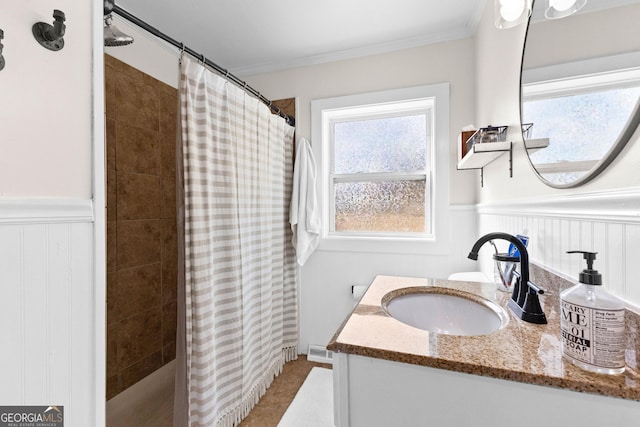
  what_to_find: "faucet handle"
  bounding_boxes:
[526,281,545,295]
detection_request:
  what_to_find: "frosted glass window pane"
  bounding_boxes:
[334,180,425,232]
[333,114,427,174]
[523,87,640,164]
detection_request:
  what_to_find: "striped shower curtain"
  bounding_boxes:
[174,56,298,427]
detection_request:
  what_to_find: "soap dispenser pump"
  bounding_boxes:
[560,251,626,374]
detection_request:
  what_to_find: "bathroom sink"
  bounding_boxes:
[382,288,508,336]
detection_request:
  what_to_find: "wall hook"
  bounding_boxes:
[33,9,66,51]
[0,29,5,71]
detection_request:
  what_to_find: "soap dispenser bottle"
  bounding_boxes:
[560,251,626,374]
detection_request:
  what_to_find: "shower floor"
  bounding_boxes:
[106,356,331,427]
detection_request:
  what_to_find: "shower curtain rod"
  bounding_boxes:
[112,4,295,126]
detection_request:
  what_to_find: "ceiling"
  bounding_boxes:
[115,0,486,76]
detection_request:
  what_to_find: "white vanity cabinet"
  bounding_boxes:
[333,353,640,427]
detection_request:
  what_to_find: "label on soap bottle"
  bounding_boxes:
[560,301,625,369]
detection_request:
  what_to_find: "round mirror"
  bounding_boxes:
[520,0,640,188]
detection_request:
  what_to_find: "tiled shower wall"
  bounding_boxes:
[105,55,178,399]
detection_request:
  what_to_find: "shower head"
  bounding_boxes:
[103,0,133,47]
[104,14,133,47]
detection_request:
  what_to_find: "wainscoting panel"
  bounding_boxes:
[0,201,95,424]
[478,188,640,309]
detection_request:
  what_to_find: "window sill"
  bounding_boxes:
[317,234,450,255]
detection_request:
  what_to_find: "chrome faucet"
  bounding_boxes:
[468,232,547,324]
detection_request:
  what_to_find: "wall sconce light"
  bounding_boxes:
[494,0,533,29]
[0,29,5,71]
[32,9,66,51]
[545,0,587,19]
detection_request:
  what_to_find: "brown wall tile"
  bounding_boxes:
[161,177,176,219]
[106,374,120,401]
[107,322,118,377]
[106,118,116,171]
[107,168,117,221]
[163,342,176,364]
[118,309,162,369]
[117,172,161,221]
[159,87,178,125]
[107,272,117,325]
[115,122,160,175]
[117,220,161,270]
[117,264,162,319]
[106,53,178,398]
[104,62,116,120]
[160,124,177,178]
[159,80,178,178]
[161,219,178,305]
[272,98,295,119]
[106,221,117,273]
[162,300,177,345]
[114,68,160,131]
[120,351,163,391]
[105,53,130,73]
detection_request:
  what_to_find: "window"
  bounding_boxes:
[523,86,640,184]
[522,54,640,185]
[328,102,432,236]
[311,84,450,253]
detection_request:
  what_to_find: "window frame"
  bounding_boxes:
[326,103,433,238]
[521,52,640,180]
[311,84,450,255]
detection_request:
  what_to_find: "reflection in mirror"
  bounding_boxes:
[520,0,640,188]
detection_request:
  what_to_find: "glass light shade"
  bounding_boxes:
[495,0,533,29]
[545,0,587,19]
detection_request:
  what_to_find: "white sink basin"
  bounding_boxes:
[382,288,508,336]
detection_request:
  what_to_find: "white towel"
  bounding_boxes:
[289,137,320,265]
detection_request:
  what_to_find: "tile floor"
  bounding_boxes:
[106,356,331,427]
[238,356,332,427]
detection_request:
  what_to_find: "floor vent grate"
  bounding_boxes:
[307,344,333,364]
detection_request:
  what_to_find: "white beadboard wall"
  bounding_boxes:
[477,188,640,310]
[0,200,95,425]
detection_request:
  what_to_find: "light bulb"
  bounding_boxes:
[500,0,525,22]
[549,0,576,12]
[495,0,531,29]
[545,0,586,19]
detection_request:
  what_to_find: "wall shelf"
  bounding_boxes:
[457,141,512,186]
[524,137,549,154]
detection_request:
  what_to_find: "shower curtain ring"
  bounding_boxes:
[200,53,205,65]
[178,43,185,63]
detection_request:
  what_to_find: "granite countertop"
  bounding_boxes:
[326,275,640,401]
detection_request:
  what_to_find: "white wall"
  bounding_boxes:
[476,2,640,202]
[474,2,640,309]
[246,40,479,353]
[246,39,478,206]
[0,2,93,198]
[0,204,96,425]
[0,2,104,426]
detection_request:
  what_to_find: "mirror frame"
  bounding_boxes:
[519,4,640,189]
